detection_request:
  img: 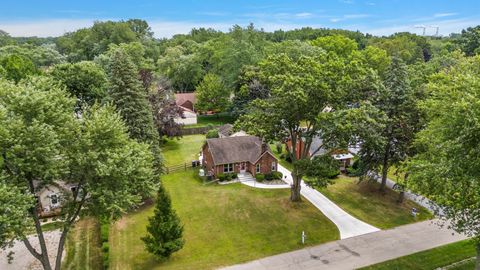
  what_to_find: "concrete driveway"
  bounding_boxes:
[277,164,380,239]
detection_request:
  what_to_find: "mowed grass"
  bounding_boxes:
[360,240,477,270]
[184,113,236,128]
[162,134,205,166]
[109,170,340,270]
[318,176,432,229]
[62,218,103,270]
[269,142,432,229]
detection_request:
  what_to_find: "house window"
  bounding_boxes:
[271,162,276,171]
[256,163,261,173]
[223,163,234,173]
[50,194,58,205]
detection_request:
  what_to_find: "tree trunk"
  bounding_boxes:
[290,173,302,202]
[476,242,480,270]
[380,144,390,193]
[54,229,69,270]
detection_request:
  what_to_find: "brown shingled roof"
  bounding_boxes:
[175,93,196,106]
[206,136,276,165]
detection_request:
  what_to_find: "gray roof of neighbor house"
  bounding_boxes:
[218,124,233,137]
[206,136,276,165]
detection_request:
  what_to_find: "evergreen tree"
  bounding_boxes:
[108,49,162,171]
[142,184,184,260]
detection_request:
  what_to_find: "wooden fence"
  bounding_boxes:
[165,161,200,174]
[180,125,220,135]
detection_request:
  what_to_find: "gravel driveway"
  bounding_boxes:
[0,230,61,270]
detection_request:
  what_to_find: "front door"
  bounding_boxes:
[240,162,246,173]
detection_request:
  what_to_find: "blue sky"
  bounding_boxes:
[1,0,479,38]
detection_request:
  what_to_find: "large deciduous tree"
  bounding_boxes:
[237,48,379,201]
[49,61,107,108]
[355,57,421,192]
[195,73,230,113]
[407,56,480,269]
[0,54,37,83]
[0,77,157,270]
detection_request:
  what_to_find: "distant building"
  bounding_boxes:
[174,93,197,125]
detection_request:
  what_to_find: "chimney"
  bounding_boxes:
[261,141,268,153]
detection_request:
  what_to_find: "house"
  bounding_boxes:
[174,93,198,125]
[175,93,196,111]
[174,106,197,125]
[202,136,278,178]
[285,135,357,171]
[218,124,233,138]
[35,181,78,218]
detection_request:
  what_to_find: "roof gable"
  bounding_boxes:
[206,136,274,165]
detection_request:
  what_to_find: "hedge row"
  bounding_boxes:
[218,172,238,181]
[100,221,110,269]
[255,171,283,182]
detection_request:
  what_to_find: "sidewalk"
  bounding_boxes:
[277,164,380,239]
[222,219,467,270]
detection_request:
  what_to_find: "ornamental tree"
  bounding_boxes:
[142,184,184,260]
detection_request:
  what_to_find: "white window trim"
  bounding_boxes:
[271,162,276,171]
[256,163,261,173]
[223,163,234,173]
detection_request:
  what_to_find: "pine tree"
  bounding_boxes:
[108,49,163,171]
[142,184,184,260]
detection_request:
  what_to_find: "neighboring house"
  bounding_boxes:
[174,106,197,125]
[217,124,249,138]
[202,136,278,178]
[218,124,233,138]
[35,181,78,218]
[175,93,196,111]
[285,135,357,171]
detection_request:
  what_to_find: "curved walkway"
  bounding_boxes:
[238,173,291,189]
[277,164,380,239]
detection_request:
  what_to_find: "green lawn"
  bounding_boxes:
[62,218,103,270]
[318,176,432,229]
[269,142,432,229]
[109,170,339,270]
[184,113,236,128]
[360,240,477,270]
[162,134,205,166]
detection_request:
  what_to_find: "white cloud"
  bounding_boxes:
[359,17,480,36]
[331,14,370,23]
[434,12,458,18]
[0,19,96,37]
[295,12,313,18]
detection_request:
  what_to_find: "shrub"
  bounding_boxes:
[275,142,283,154]
[285,153,293,163]
[272,171,283,180]
[255,173,265,182]
[206,129,219,139]
[218,173,226,181]
[102,242,109,253]
[225,173,232,181]
[265,173,273,181]
[231,172,238,179]
[100,223,109,243]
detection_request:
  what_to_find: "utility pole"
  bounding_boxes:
[414,25,427,36]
